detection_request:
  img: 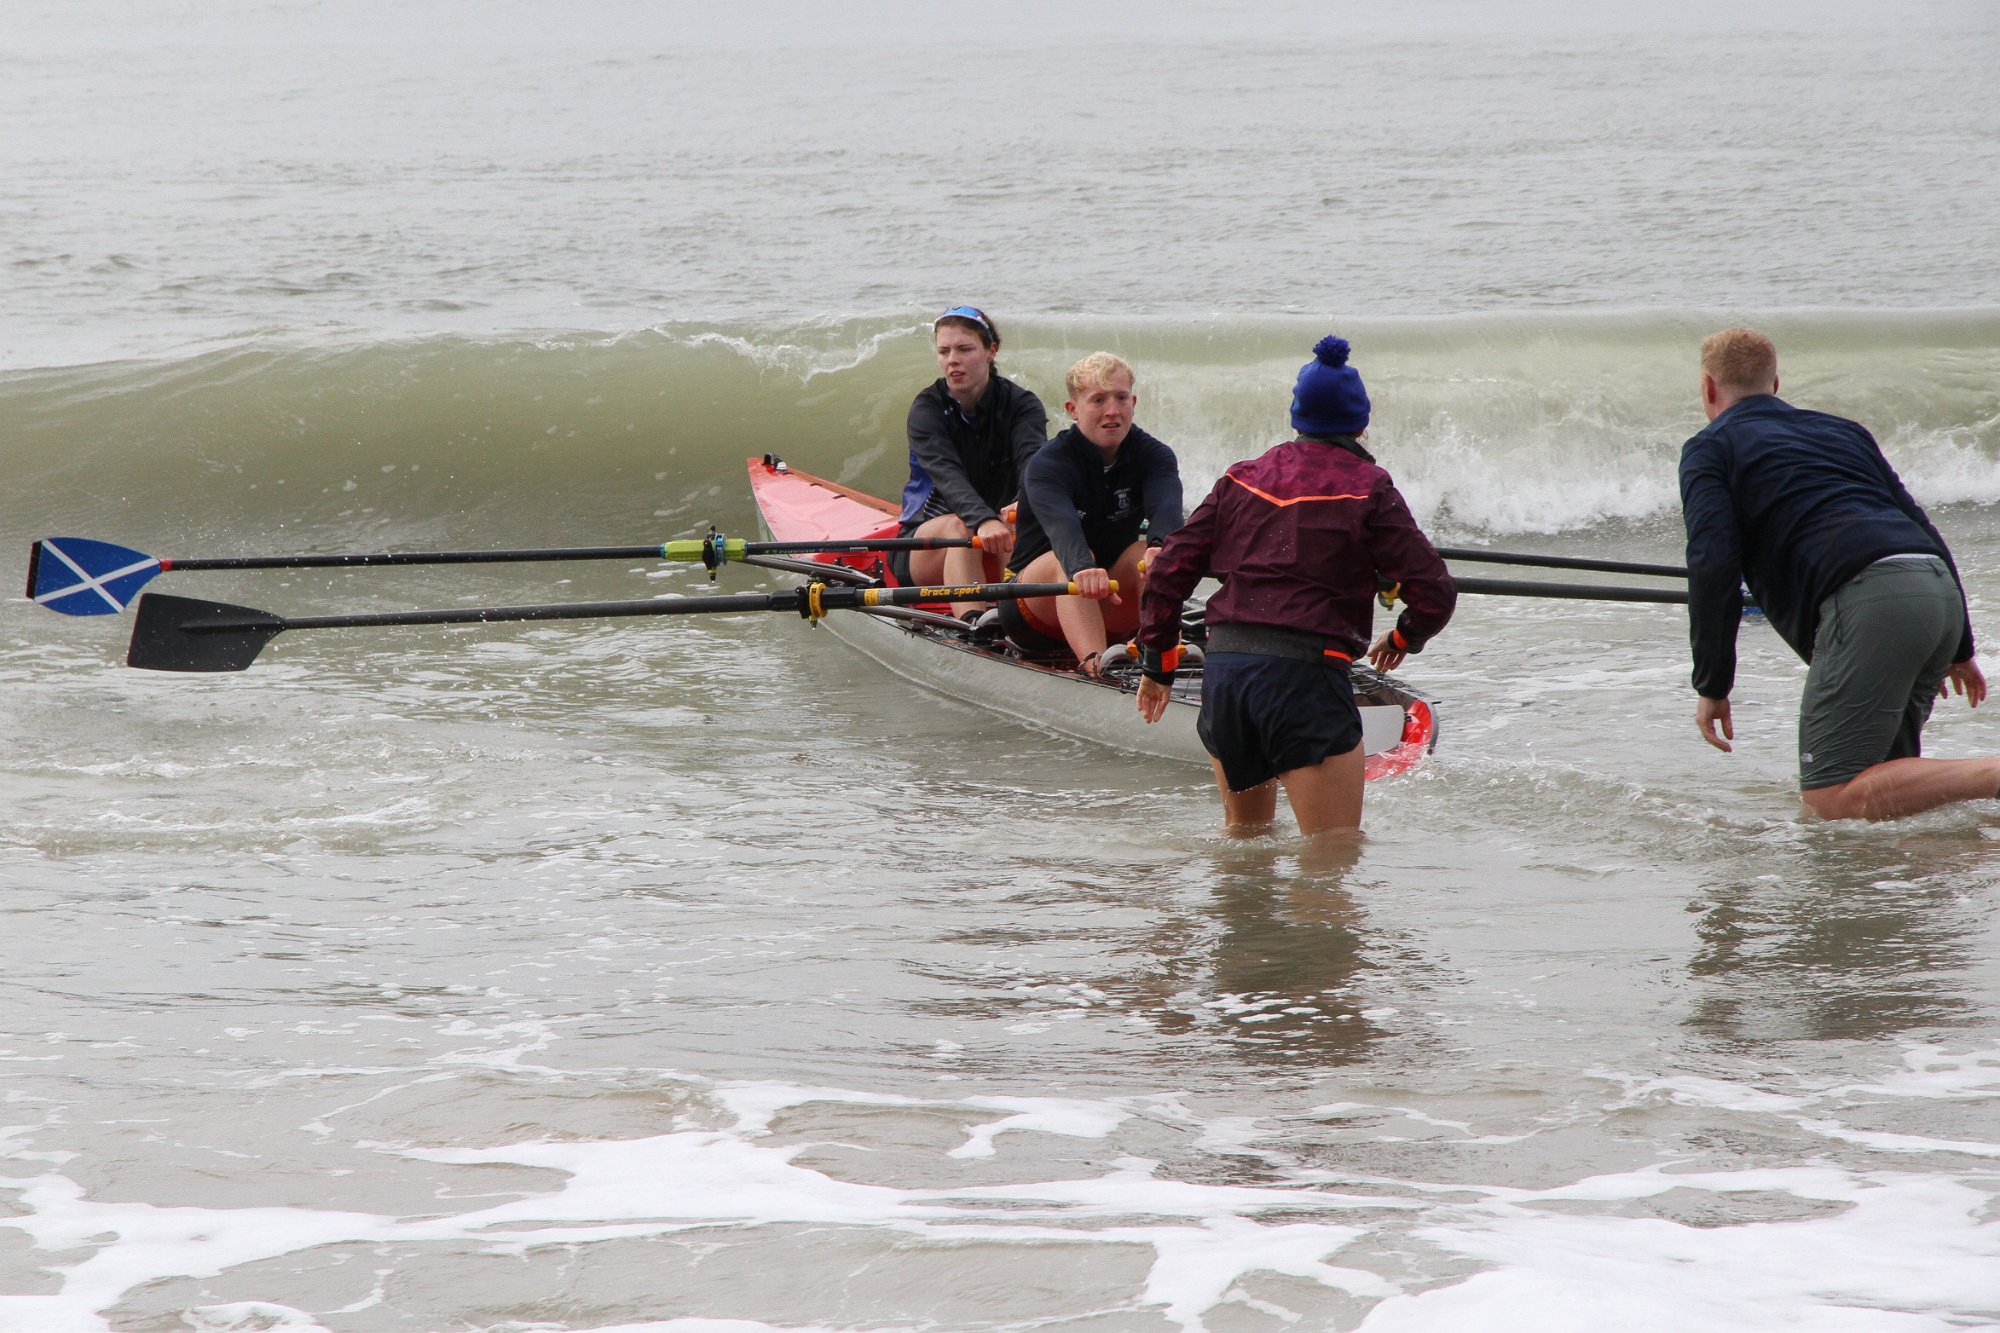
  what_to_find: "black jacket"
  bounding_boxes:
[898,375,1048,529]
[1680,394,1970,698]
[1011,425,1184,575]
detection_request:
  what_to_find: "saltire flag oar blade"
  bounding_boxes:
[126,580,1091,673]
[28,538,164,616]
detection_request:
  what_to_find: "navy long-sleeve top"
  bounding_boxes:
[898,375,1048,530]
[1680,394,1971,699]
[1009,425,1184,575]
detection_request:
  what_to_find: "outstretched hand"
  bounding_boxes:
[1942,659,1987,708]
[1136,675,1172,723]
[1696,695,1734,752]
[1367,630,1406,672]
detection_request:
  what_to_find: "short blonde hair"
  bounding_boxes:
[1700,328,1778,396]
[1065,352,1135,399]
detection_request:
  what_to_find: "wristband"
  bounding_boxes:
[1138,642,1183,685]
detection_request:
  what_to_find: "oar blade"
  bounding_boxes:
[126,594,286,673]
[29,537,164,615]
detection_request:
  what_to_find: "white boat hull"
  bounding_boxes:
[823,610,1409,765]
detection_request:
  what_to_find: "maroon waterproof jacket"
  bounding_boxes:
[1137,437,1456,660]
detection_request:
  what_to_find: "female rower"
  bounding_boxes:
[893,306,1049,613]
[1002,352,1183,675]
[1133,335,1456,837]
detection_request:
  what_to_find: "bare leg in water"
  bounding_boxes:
[1211,742,1365,836]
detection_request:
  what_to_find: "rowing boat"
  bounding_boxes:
[746,456,1437,780]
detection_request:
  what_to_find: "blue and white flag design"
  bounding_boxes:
[29,538,164,615]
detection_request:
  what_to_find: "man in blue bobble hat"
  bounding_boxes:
[1290,331,1373,436]
[1135,334,1456,836]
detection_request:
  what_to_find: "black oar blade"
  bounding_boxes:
[127,594,287,673]
[29,537,164,615]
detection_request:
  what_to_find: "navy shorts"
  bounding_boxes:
[996,597,1067,657]
[1197,652,1365,792]
[886,541,915,588]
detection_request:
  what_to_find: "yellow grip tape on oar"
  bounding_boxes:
[662,537,748,566]
[807,582,826,621]
[1376,580,1401,609]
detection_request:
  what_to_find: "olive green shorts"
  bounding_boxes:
[1798,556,1962,790]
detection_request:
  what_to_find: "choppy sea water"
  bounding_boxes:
[3,3,1999,1331]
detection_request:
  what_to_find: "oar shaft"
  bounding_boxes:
[662,536,976,561]
[161,536,977,572]
[179,581,1088,635]
[164,546,675,572]
[1453,575,1755,606]
[278,592,796,631]
[1437,547,1687,579]
[868,581,1080,608]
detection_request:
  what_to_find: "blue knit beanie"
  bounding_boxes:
[1290,335,1371,437]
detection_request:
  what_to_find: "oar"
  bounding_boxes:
[1437,547,1686,579]
[125,580,1093,673]
[28,532,976,616]
[1453,575,1757,606]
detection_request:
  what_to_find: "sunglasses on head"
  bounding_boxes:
[935,306,994,340]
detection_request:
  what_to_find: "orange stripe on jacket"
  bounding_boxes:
[1224,474,1371,507]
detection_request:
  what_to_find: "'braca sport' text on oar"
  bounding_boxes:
[28,532,979,617]
[125,580,1097,673]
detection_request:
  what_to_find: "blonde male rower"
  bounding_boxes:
[1680,327,1997,820]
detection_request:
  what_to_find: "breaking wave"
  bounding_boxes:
[6,309,1996,565]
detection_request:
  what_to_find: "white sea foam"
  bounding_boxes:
[3,1059,1995,1333]
[947,1095,1134,1159]
[1363,1168,2000,1332]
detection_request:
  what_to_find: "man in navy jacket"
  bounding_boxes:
[1680,328,1995,820]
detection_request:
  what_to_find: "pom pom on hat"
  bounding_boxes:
[1291,334,1371,437]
